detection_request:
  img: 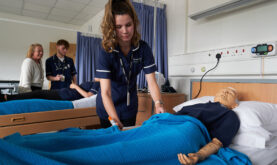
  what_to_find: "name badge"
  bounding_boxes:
[133,58,142,64]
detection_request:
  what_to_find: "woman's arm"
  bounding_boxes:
[145,72,165,114]
[19,59,33,92]
[100,78,123,129]
[70,83,93,98]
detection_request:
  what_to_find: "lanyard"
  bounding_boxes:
[53,56,65,75]
[119,53,133,106]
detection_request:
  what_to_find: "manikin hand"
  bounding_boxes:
[178,153,199,165]
[70,83,78,89]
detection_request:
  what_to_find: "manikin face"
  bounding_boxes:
[114,14,134,45]
[32,46,43,61]
[214,87,238,109]
[57,45,68,57]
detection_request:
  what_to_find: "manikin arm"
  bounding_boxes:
[178,138,223,165]
[70,83,93,98]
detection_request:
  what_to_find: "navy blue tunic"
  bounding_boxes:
[175,102,240,147]
[96,40,156,120]
[58,82,100,101]
[46,55,77,89]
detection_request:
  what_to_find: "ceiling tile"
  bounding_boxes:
[55,0,86,11]
[82,5,101,15]
[24,2,52,13]
[88,0,108,7]
[0,0,106,26]
[51,7,78,18]
[69,0,91,5]
[0,0,23,9]
[74,11,94,20]
[22,9,48,19]
[24,0,57,7]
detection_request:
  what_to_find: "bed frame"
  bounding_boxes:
[0,107,100,138]
[191,79,277,103]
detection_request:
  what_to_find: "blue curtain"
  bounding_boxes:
[133,2,168,89]
[155,6,168,79]
[75,32,102,84]
[133,2,154,89]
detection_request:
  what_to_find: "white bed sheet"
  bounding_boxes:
[230,144,277,165]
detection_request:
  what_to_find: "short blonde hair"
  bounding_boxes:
[101,0,141,53]
[26,43,43,58]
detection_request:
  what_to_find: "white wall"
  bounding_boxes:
[165,0,187,56]
[187,0,277,52]
[79,9,104,35]
[0,12,79,89]
[165,0,277,98]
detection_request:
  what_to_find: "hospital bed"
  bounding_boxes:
[0,80,277,164]
[0,107,100,138]
[189,79,277,165]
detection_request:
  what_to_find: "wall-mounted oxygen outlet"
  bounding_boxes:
[251,43,276,57]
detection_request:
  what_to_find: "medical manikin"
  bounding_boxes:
[178,87,239,165]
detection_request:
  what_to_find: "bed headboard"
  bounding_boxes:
[191,79,277,104]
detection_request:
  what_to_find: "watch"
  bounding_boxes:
[155,100,164,105]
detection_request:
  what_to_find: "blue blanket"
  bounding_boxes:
[0,113,251,165]
[0,99,73,115]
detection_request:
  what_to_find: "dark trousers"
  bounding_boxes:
[7,90,62,101]
[31,86,42,91]
[100,116,137,128]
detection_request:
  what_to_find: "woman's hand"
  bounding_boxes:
[112,118,124,130]
[178,153,200,165]
[155,100,165,114]
[155,104,165,114]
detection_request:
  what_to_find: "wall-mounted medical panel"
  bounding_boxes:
[169,41,277,76]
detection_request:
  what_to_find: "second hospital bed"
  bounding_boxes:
[0,96,100,138]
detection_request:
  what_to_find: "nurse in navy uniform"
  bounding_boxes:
[96,0,165,129]
[46,39,77,90]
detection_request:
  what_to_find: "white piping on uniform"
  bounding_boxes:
[112,43,140,53]
[132,43,140,51]
[96,70,111,73]
[144,63,156,69]
[91,89,98,93]
[112,49,119,53]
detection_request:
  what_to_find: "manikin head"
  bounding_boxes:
[214,87,238,109]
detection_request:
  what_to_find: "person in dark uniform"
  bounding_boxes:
[46,39,77,90]
[177,87,240,165]
[96,0,165,129]
[0,81,99,102]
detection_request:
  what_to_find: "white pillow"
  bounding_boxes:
[173,96,214,112]
[232,101,277,149]
[232,125,277,149]
[233,101,277,132]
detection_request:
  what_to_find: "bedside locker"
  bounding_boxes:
[136,92,186,125]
